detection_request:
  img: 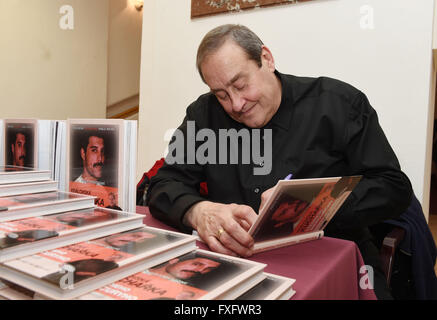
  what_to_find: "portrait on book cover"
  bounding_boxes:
[67,122,122,210]
[149,251,249,291]
[95,228,182,255]
[253,193,311,242]
[53,208,119,227]
[4,121,36,169]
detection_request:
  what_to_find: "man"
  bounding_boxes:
[149,255,221,281]
[75,134,106,185]
[1,229,59,249]
[146,24,413,299]
[55,209,117,227]
[104,230,155,250]
[105,192,122,211]
[10,132,27,167]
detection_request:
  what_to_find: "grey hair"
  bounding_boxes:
[196,24,264,83]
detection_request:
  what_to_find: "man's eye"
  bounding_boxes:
[235,83,246,90]
[216,93,228,100]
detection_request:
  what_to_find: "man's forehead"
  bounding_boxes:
[192,257,219,265]
[88,136,104,145]
[16,133,26,141]
[203,41,251,86]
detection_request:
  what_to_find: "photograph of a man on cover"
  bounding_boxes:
[55,208,119,227]
[253,193,312,242]
[69,123,121,210]
[41,230,156,286]
[149,251,244,291]
[0,229,59,249]
[5,123,35,168]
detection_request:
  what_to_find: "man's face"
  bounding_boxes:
[12,133,26,166]
[166,257,220,280]
[106,231,155,248]
[272,199,308,224]
[200,40,282,128]
[108,193,116,206]
[81,136,105,180]
[57,212,90,223]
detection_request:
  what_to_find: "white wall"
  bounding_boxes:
[138,0,435,218]
[0,0,109,120]
[107,0,143,106]
[434,1,437,49]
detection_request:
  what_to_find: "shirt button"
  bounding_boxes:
[254,188,260,193]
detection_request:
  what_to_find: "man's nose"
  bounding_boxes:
[229,91,246,113]
[193,265,207,273]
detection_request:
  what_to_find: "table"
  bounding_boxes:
[136,206,377,300]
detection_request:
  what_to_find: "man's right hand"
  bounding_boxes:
[183,201,257,258]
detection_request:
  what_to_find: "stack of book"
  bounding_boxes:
[2,118,349,300]
[0,166,296,300]
[1,118,137,212]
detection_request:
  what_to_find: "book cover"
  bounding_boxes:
[79,249,266,300]
[0,207,144,262]
[4,120,37,169]
[66,119,127,211]
[0,191,95,222]
[236,272,296,300]
[249,176,362,252]
[0,226,197,299]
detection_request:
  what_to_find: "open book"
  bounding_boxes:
[249,176,362,253]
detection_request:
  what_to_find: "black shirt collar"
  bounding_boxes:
[267,70,295,131]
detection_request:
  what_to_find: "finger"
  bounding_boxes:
[232,205,258,231]
[206,235,237,257]
[220,218,254,252]
[237,219,251,231]
[217,230,253,258]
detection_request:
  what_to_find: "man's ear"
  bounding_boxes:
[80,147,85,161]
[260,45,275,72]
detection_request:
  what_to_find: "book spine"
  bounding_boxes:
[253,231,323,254]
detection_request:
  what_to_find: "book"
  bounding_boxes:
[0,191,95,223]
[0,165,51,185]
[249,176,362,253]
[3,119,38,169]
[236,272,296,300]
[66,119,137,212]
[0,226,197,299]
[2,119,66,181]
[0,279,35,300]
[0,180,58,197]
[0,207,145,262]
[2,118,69,191]
[52,120,67,191]
[77,249,266,300]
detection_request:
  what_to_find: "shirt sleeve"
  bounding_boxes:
[146,113,206,233]
[329,91,413,231]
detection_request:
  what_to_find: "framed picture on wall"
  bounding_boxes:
[191,0,314,18]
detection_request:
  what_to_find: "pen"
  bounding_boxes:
[284,173,293,180]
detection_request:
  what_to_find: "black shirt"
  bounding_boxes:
[146,71,413,252]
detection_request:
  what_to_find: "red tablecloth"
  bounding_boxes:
[136,206,377,300]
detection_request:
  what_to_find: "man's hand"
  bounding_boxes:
[183,201,257,257]
[259,186,275,213]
